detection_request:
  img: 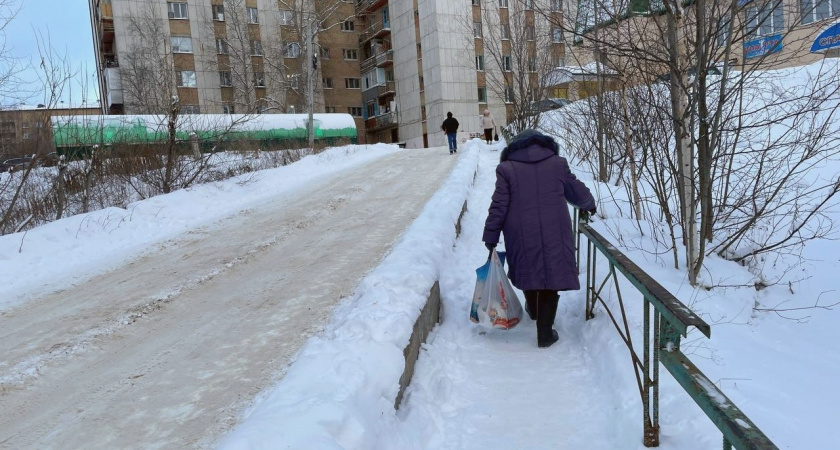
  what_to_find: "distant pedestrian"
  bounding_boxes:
[441,112,460,154]
[481,109,496,145]
[483,130,596,348]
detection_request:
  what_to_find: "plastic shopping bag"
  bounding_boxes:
[469,250,523,330]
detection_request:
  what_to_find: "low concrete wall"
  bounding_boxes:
[395,281,442,409]
[395,171,474,410]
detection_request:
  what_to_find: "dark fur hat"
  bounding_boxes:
[500,129,559,162]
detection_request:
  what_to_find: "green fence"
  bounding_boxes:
[574,211,777,449]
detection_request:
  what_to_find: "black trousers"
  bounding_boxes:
[524,290,559,339]
[484,128,493,142]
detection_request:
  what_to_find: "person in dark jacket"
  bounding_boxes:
[483,129,596,348]
[441,112,460,154]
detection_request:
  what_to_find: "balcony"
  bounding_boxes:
[359,20,391,43]
[365,112,397,131]
[356,0,388,16]
[105,67,123,107]
[361,49,393,73]
[375,49,393,67]
[376,81,395,98]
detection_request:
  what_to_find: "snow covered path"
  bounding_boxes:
[0,148,456,449]
[379,146,633,449]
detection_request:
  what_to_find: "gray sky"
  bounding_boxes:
[4,0,97,106]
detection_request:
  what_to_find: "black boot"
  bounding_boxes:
[524,293,537,321]
[536,292,560,348]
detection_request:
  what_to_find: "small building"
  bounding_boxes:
[0,105,100,158]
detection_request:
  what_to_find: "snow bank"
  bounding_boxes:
[217,144,481,449]
[0,144,399,311]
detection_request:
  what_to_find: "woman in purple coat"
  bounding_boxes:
[483,130,596,348]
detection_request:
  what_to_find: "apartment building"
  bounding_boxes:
[355,0,567,148]
[89,0,365,141]
[554,0,840,100]
[89,0,569,148]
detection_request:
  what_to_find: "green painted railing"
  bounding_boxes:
[574,211,777,449]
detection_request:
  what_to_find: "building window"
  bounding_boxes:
[319,47,330,58]
[386,69,394,81]
[219,71,232,87]
[503,55,512,71]
[550,0,562,11]
[170,36,192,53]
[524,0,534,9]
[278,9,295,26]
[501,24,510,39]
[345,78,361,89]
[283,42,300,58]
[251,40,263,56]
[478,86,487,103]
[253,72,265,87]
[746,2,784,36]
[325,106,336,113]
[348,106,362,116]
[323,77,333,88]
[181,105,200,114]
[499,0,508,7]
[212,4,224,21]
[246,7,259,24]
[525,25,535,40]
[177,70,196,87]
[472,0,480,5]
[341,20,355,31]
[552,27,564,43]
[342,48,358,60]
[475,54,485,70]
[222,104,234,114]
[287,74,300,89]
[504,85,514,103]
[528,57,537,72]
[216,38,229,54]
[167,2,188,19]
[554,56,566,67]
[473,22,482,38]
[366,102,376,118]
[801,0,839,24]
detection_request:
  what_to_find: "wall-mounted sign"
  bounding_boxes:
[811,21,840,53]
[744,34,783,59]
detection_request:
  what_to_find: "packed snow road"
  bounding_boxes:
[0,148,457,449]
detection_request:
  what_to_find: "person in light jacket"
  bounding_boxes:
[483,130,596,348]
[480,109,497,144]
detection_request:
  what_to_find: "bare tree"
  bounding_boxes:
[468,1,559,133]
[549,0,840,286]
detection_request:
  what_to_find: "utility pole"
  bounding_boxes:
[306,18,315,149]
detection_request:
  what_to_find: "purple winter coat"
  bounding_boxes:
[483,131,595,291]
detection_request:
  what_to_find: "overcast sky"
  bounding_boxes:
[4,0,97,106]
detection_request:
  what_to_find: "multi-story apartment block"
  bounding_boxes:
[89,0,571,148]
[356,0,567,148]
[89,0,365,141]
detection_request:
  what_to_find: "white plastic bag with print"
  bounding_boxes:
[469,250,522,330]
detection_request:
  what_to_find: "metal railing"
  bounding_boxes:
[574,210,778,449]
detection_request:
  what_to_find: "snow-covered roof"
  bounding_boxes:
[544,63,619,85]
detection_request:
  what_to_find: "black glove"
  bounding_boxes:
[485,242,496,251]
